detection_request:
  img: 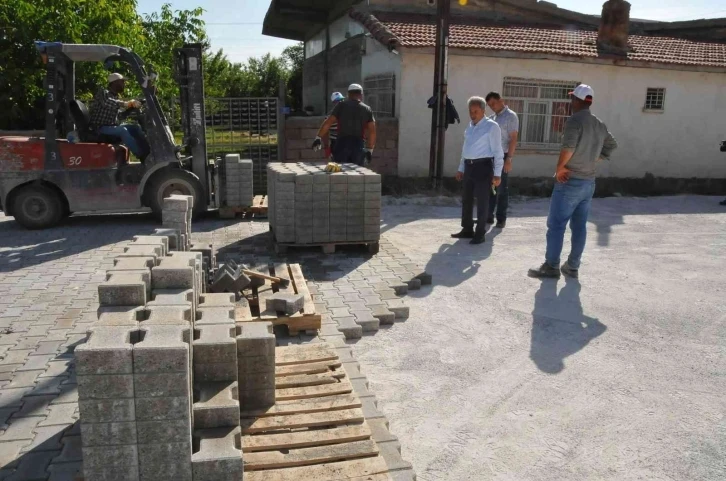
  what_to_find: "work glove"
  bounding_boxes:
[126,100,142,109]
[363,148,373,166]
[311,136,322,152]
[325,162,342,173]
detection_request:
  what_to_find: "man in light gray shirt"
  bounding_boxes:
[529,84,617,279]
[486,92,519,228]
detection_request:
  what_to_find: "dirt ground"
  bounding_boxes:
[353,195,726,481]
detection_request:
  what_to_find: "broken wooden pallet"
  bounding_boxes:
[235,263,321,336]
[240,343,394,481]
[219,195,269,219]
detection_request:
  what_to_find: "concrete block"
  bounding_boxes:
[96,306,144,327]
[135,397,190,421]
[198,293,235,307]
[153,228,180,251]
[132,235,169,255]
[239,389,276,410]
[121,244,164,259]
[192,427,243,481]
[75,326,137,375]
[196,307,235,326]
[236,322,274,358]
[379,440,413,472]
[136,418,190,444]
[98,273,147,307]
[370,305,396,325]
[152,258,195,290]
[148,289,195,307]
[351,310,380,332]
[162,210,190,224]
[237,355,275,374]
[336,317,363,339]
[113,257,156,270]
[82,445,139,480]
[143,305,193,326]
[163,197,189,212]
[133,325,190,374]
[386,300,410,319]
[193,382,240,429]
[106,269,151,295]
[79,399,135,423]
[133,373,189,398]
[138,442,192,481]
[194,325,237,364]
[81,421,137,447]
[388,281,409,296]
[266,293,304,315]
[77,374,134,400]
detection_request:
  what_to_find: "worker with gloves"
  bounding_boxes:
[323,92,345,159]
[312,84,376,166]
[89,72,151,161]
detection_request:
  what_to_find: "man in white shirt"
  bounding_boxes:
[452,96,504,245]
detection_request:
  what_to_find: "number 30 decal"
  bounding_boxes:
[69,156,82,166]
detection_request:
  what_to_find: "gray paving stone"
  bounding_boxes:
[7,449,60,481]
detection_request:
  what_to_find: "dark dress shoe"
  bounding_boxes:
[495,220,506,229]
[451,230,475,239]
[470,235,486,245]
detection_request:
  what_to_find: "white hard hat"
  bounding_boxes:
[331,92,345,102]
[569,84,594,102]
[108,73,125,83]
[348,83,363,93]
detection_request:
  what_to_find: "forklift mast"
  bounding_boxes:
[175,44,210,204]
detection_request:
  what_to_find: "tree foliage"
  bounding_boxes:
[0,0,304,130]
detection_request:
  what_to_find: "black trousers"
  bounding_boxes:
[489,170,509,222]
[333,136,365,166]
[461,158,493,234]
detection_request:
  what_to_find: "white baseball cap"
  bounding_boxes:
[348,83,363,93]
[569,84,594,102]
[108,73,125,83]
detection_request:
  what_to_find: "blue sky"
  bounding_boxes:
[137,0,726,64]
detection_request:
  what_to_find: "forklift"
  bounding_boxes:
[0,41,215,229]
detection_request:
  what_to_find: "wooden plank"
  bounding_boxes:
[241,424,372,453]
[276,359,342,377]
[275,372,345,389]
[244,439,379,471]
[289,264,316,315]
[234,296,254,323]
[242,394,362,418]
[244,456,389,481]
[276,345,338,366]
[240,408,364,434]
[347,475,393,481]
[276,379,353,401]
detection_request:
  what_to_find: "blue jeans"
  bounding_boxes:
[98,124,150,159]
[333,136,365,166]
[545,178,596,269]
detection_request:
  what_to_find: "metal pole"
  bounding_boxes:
[428,0,451,188]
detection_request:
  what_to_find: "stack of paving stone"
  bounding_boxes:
[267,162,381,245]
[162,194,194,251]
[223,153,254,207]
[77,230,259,481]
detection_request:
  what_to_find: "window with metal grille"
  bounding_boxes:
[363,74,396,118]
[502,77,579,149]
[644,88,665,111]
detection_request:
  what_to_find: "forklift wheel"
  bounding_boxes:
[147,169,205,219]
[12,185,63,230]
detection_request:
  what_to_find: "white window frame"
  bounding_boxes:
[644,87,666,112]
[502,77,580,150]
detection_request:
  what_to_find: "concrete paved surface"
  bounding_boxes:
[353,195,726,481]
[0,195,724,480]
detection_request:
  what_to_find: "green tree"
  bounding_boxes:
[281,43,304,110]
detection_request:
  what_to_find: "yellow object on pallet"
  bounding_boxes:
[324,162,342,173]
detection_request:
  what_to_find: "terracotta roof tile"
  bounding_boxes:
[382,22,726,68]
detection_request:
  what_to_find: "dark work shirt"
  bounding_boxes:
[331,99,374,138]
[89,88,126,128]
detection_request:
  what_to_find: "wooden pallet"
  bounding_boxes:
[241,343,393,481]
[219,195,269,219]
[235,263,321,336]
[270,230,379,255]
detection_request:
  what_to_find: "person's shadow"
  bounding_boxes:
[530,278,606,374]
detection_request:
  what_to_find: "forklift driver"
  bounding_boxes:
[89,73,151,161]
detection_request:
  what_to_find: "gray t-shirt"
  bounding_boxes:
[331,99,374,138]
[562,109,618,179]
[490,106,519,154]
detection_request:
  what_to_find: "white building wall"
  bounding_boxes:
[398,51,726,178]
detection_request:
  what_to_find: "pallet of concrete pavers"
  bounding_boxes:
[271,227,380,256]
[219,195,269,219]
[240,343,412,481]
[236,262,321,335]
